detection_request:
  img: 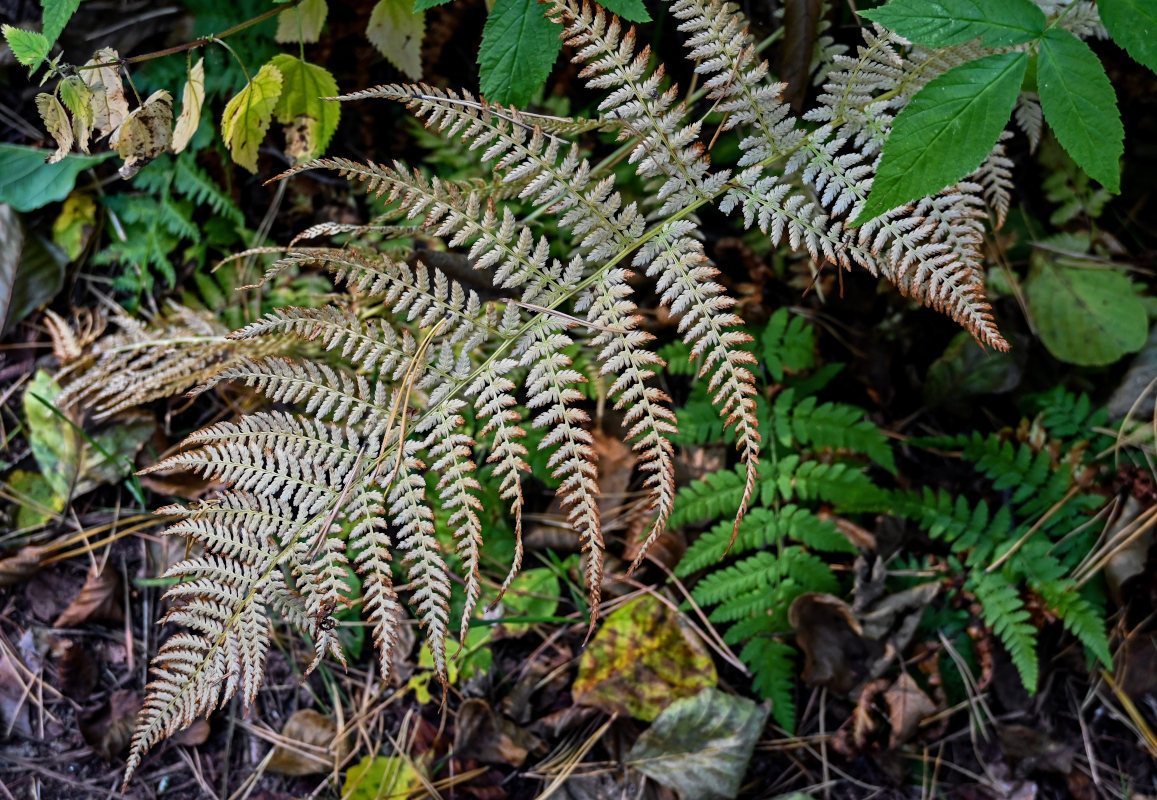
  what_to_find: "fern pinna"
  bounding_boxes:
[122,0,1101,782]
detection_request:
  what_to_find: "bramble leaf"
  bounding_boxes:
[172,58,206,155]
[478,0,562,106]
[2,26,50,72]
[414,0,451,10]
[220,63,283,173]
[58,76,94,154]
[367,0,425,81]
[0,144,113,212]
[276,0,328,43]
[1037,28,1123,192]
[83,48,130,141]
[863,0,1044,47]
[855,52,1026,224]
[42,0,81,46]
[36,93,74,164]
[269,54,341,162]
[110,90,173,180]
[1097,0,1157,75]
[598,0,651,22]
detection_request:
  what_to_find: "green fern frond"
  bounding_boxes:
[970,571,1039,693]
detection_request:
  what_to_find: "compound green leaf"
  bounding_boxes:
[0,144,111,213]
[1037,28,1122,192]
[269,54,340,162]
[275,0,327,43]
[1026,251,1146,366]
[2,25,50,71]
[627,688,769,800]
[367,0,425,81]
[863,0,1044,47]
[855,52,1026,225]
[220,63,283,173]
[41,0,81,46]
[1097,0,1157,74]
[478,0,562,106]
[598,0,651,22]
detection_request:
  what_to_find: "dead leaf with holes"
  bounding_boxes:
[36,94,74,164]
[83,48,130,140]
[54,564,124,627]
[110,90,172,179]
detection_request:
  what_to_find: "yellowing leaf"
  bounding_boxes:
[58,76,94,154]
[367,0,425,81]
[221,63,283,173]
[36,93,73,164]
[110,90,173,179]
[572,594,718,721]
[83,48,130,141]
[172,58,205,154]
[269,54,340,162]
[276,0,328,43]
[52,191,97,260]
[342,755,424,800]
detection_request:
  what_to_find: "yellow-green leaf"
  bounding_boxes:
[172,58,205,154]
[572,594,718,721]
[221,63,283,173]
[342,755,424,800]
[367,0,425,81]
[36,93,73,164]
[269,54,340,162]
[2,26,50,72]
[58,76,94,154]
[83,48,130,141]
[276,0,328,43]
[51,191,97,260]
[110,90,173,179]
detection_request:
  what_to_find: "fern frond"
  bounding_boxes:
[970,571,1039,693]
[973,133,1015,229]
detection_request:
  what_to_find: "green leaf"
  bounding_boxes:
[1098,0,1157,74]
[627,688,770,800]
[493,567,559,634]
[855,52,1026,225]
[367,0,425,81]
[863,0,1044,47]
[598,0,651,22]
[0,144,113,212]
[342,756,423,800]
[268,54,341,162]
[220,63,284,173]
[1025,251,1146,366]
[478,0,562,106]
[41,0,81,45]
[2,25,50,71]
[414,0,451,10]
[1036,28,1123,192]
[275,0,327,43]
[0,211,67,335]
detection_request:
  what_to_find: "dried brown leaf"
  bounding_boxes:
[267,709,351,775]
[0,544,54,587]
[81,689,140,760]
[110,90,173,179]
[884,673,937,748]
[83,48,130,140]
[54,564,124,627]
[36,93,74,164]
[172,58,205,154]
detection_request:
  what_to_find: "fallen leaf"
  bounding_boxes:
[36,93,74,164]
[51,191,98,261]
[82,48,130,140]
[453,698,543,766]
[6,470,64,528]
[627,687,769,800]
[110,90,173,179]
[267,709,351,775]
[0,646,31,737]
[998,724,1073,776]
[0,544,54,587]
[171,58,205,154]
[54,563,124,627]
[171,718,211,747]
[342,754,424,800]
[573,594,717,721]
[790,593,874,695]
[884,673,938,748]
[80,689,140,760]
[57,640,99,701]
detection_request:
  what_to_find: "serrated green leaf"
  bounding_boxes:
[268,54,340,162]
[367,0,425,81]
[2,25,50,72]
[863,0,1044,47]
[478,0,562,106]
[1037,28,1122,192]
[1026,254,1146,366]
[1098,0,1157,74]
[0,144,112,212]
[41,0,80,46]
[598,0,651,22]
[58,75,95,154]
[855,52,1026,225]
[414,0,451,10]
[275,0,327,43]
[220,63,283,173]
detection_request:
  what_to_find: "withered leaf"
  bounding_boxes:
[172,58,205,154]
[82,48,130,140]
[267,709,351,775]
[884,673,938,748]
[58,76,95,154]
[36,93,74,164]
[54,564,124,627]
[110,90,173,179]
[81,689,139,760]
[0,544,54,587]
